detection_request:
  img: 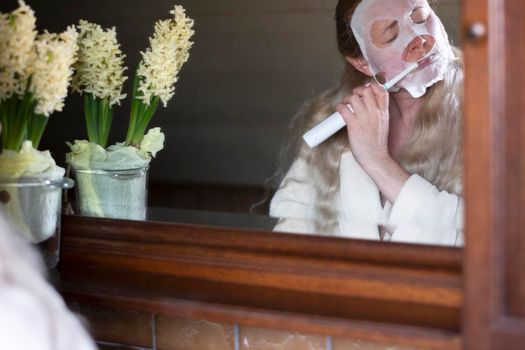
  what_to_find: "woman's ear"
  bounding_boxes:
[345,55,373,77]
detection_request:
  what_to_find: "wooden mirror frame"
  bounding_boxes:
[56,1,525,349]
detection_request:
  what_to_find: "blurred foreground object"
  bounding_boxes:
[0,214,96,350]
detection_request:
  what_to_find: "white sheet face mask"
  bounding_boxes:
[350,0,456,97]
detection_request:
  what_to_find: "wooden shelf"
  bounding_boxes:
[58,215,462,349]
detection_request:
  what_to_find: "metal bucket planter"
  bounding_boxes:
[73,165,149,221]
[0,176,74,268]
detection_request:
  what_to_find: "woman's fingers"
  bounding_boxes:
[336,104,356,129]
[352,85,368,96]
[340,82,387,125]
[339,83,391,171]
[349,94,366,117]
[341,93,354,105]
[354,84,381,111]
[339,95,368,124]
[343,86,367,105]
[370,83,389,111]
[361,86,378,110]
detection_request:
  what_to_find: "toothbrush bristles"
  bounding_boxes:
[417,55,434,69]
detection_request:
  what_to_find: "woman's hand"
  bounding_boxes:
[336,82,391,169]
[336,82,410,203]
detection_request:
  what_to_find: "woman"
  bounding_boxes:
[269,0,464,246]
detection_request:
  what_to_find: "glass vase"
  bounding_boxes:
[0,176,74,268]
[73,165,149,221]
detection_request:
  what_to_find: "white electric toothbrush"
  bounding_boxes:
[302,54,437,148]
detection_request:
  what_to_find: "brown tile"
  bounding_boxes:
[239,325,325,350]
[97,342,151,350]
[332,337,428,350]
[156,316,234,350]
[68,303,153,348]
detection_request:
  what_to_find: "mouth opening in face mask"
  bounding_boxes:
[372,50,441,88]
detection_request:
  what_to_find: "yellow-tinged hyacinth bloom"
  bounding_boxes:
[72,20,127,106]
[0,0,37,100]
[137,5,195,107]
[29,26,78,116]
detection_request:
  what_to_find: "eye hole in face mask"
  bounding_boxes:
[370,19,400,48]
[411,6,431,24]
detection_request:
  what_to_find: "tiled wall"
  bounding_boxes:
[70,303,428,350]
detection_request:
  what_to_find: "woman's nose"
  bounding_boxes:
[403,35,435,62]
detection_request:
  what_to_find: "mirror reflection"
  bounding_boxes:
[270,0,464,247]
[0,0,462,246]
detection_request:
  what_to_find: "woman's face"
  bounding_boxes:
[350,0,455,97]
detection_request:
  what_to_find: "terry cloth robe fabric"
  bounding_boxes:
[270,151,464,247]
[0,214,96,350]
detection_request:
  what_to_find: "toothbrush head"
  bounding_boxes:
[417,54,435,69]
[417,52,449,69]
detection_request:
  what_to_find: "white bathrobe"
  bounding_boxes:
[0,215,96,350]
[270,152,464,247]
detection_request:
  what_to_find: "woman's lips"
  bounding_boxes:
[406,53,439,76]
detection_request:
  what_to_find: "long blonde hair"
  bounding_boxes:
[277,51,463,233]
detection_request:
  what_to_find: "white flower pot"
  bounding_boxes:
[73,165,149,221]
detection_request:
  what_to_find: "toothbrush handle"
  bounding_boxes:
[302,62,419,148]
[302,105,352,148]
[383,62,418,90]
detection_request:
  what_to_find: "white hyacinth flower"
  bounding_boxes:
[29,26,78,116]
[0,0,37,101]
[137,5,194,107]
[72,20,127,106]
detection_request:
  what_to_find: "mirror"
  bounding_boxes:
[0,0,462,245]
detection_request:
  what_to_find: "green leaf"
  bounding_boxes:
[2,89,35,151]
[84,93,95,143]
[27,113,49,148]
[125,68,144,145]
[98,97,113,148]
[131,96,159,145]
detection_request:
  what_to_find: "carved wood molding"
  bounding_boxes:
[58,216,462,349]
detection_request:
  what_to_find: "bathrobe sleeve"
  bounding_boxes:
[269,158,318,234]
[382,174,464,246]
